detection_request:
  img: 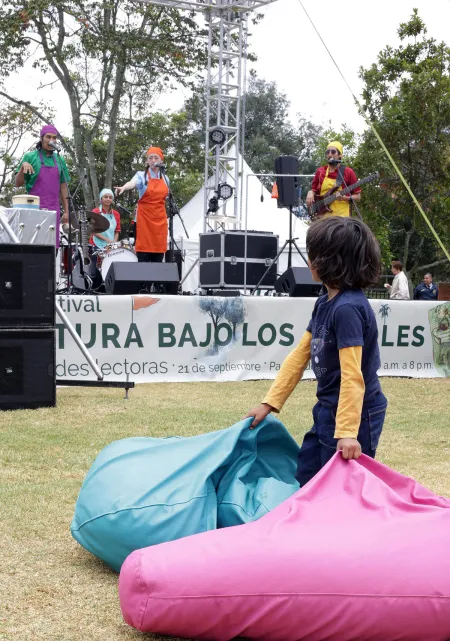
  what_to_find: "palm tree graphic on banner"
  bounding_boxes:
[378,304,391,325]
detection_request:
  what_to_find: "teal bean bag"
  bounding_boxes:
[71,416,300,571]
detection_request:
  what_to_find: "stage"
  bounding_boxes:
[56,295,450,383]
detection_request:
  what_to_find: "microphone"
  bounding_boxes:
[48,140,61,152]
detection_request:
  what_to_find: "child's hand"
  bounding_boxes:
[337,438,362,460]
[243,403,273,429]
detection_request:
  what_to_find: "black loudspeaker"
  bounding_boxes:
[165,249,184,281]
[0,329,56,410]
[275,266,323,297]
[104,262,180,295]
[274,155,299,208]
[0,244,55,327]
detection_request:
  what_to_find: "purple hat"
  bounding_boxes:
[40,124,59,137]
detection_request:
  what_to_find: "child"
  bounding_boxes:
[245,216,387,487]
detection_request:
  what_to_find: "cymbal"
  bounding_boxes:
[86,211,110,233]
[206,214,239,225]
[62,211,110,237]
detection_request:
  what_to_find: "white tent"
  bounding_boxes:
[173,153,311,292]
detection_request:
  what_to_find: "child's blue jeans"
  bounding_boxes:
[296,394,388,487]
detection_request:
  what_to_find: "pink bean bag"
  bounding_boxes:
[119,453,450,641]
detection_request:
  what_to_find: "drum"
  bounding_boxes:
[100,245,137,280]
[61,243,77,275]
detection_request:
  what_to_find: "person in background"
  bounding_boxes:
[413,273,438,301]
[244,217,387,487]
[385,260,410,300]
[114,146,168,263]
[306,141,361,218]
[15,124,70,249]
[89,188,121,250]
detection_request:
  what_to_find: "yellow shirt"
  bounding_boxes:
[262,331,365,439]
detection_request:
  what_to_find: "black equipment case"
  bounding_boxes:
[199,231,278,289]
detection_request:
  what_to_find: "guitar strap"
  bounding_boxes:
[338,165,364,221]
[336,163,346,188]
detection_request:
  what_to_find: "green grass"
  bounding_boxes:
[0,378,449,641]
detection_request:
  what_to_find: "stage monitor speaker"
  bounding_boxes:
[275,266,323,297]
[0,244,55,328]
[104,262,180,295]
[0,329,56,410]
[274,155,299,208]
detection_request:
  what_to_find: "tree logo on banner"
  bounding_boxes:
[198,298,246,356]
[378,304,391,326]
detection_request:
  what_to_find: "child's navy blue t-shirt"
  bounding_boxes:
[306,289,381,409]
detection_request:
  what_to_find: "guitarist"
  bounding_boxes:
[306,141,361,218]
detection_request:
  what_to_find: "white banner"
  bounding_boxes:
[56,295,450,382]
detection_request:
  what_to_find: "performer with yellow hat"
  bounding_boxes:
[115,146,169,262]
[306,141,361,218]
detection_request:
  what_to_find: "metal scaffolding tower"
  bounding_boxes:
[142,0,278,229]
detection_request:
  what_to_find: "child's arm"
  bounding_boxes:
[244,331,312,428]
[335,345,365,459]
[263,330,312,411]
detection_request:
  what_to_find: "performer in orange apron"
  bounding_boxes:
[306,141,361,218]
[115,146,169,262]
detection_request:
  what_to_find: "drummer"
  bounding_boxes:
[89,188,121,250]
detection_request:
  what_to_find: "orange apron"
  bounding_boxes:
[320,165,349,218]
[136,174,169,253]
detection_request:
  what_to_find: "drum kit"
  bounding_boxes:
[58,210,137,293]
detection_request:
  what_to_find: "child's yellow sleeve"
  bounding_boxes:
[335,345,365,439]
[262,331,312,412]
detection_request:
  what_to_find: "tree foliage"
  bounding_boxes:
[355,10,450,280]
[0,0,208,208]
[183,76,322,195]
[0,101,45,206]
[88,108,204,216]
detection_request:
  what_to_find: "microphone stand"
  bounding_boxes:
[64,166,86,293]
[52,144,82,293]
[115,202,135,244]
[159,166,188,264]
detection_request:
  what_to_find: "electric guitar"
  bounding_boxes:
[309,172,379,218]
[71,209,102,290]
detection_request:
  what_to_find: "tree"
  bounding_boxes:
[90,109,204,216]
[355,11,450,282]
[0,102,44,206]
[222,297,246,340]
[184,76,323,188]
[0,0,208,209]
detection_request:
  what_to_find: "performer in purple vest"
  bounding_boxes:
[16,124,70,247]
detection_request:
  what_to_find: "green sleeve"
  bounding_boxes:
[15,151,33,174]
[19,151,41,192]
[59,156,70,184]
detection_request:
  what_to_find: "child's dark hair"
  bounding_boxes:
[306,217,381,290]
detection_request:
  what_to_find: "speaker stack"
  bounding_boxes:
[0,245,56,410]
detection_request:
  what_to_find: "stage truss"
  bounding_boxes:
[141,0,278,229]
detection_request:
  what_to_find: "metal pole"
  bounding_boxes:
[244,172,249,294]
[0,209,103,381]
[55,304,103,380]
[203,11,214,233]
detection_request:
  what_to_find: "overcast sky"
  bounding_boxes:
[244,0,450,133]
[6,0,450,145]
